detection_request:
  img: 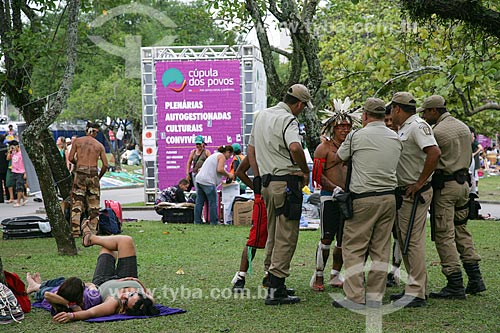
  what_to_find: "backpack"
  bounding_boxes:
[105,200,123,222]
[98,208,122,235]
[0,282,24,324]
[4,271,30,313]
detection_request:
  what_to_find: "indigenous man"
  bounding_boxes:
[68,122,108,237]
[310,98,358,291]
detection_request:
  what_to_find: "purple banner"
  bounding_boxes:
[155,60,241,189]
[477,134,492,149]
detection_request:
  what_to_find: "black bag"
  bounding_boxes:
[335,192,353,220]
[283,187,303,220]
[335,155,353,220]
[468,193,481,220]
[1,216,52,240]
[98,208,121,235]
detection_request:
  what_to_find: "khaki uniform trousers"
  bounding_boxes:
[455,224,481,264]
[396,187,433,299]
[433,180,469,276]
[262,181,300,279]
[342,195,395,304]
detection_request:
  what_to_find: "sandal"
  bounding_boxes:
[310,272,325,292]
[81,220,93,248]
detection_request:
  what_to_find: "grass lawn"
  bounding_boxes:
[2,218,499,333]
[478,172,500,201]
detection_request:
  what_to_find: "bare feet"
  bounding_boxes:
[310,272,325,292]
[26,272,41,294]
[81,220,94,247]
[33,272,42,284]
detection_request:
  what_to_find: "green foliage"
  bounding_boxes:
[317,0,500,136]
[29,0,237,127]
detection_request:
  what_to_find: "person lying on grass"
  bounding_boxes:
[53,225,159,324]
[27,274,101,314]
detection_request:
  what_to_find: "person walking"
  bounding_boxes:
[330,97,402,308]
[389,92,441,308]
[68,122,109,237]
[193,145,234,225]
[310,98,357,292]
[420,95,486,299]
[248,83,313,305]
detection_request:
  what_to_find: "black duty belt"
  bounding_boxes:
[351,190,395,200]
[269,175,289,182]
[397,182,432,193]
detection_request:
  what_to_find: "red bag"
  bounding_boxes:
[246,194,268,249]
[4,271,31,313]
[105,200,123,222]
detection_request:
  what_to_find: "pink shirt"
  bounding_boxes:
[11,151,25,174]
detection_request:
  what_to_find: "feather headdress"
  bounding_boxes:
[321,97,362,139]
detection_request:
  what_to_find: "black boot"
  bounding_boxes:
[463,262,486,294]
[429,271,466,300]
[265,274,300,305]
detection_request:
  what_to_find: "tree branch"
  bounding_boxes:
[374,66,443,96]
[400,0,500,39]
[270,45,292,59]
[268,0,284,21]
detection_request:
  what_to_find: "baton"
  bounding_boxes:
[402,190,426,256]
[337,216,345,247]
[429,196,436,242]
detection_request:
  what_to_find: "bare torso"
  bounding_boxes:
[314,140,347,192]
[69,135,108,178]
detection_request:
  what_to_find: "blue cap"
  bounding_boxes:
[195,135,204,144]
[232,143,241,151]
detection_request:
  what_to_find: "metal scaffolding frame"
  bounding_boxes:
[140,45,266,204]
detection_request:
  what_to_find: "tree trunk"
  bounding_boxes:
[22,124,78,255]
[0,258,5,285]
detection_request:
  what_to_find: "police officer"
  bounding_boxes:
[420,95,486,299]
[330,98,402,308]
[248,84,312,305]
[389,92,441,307]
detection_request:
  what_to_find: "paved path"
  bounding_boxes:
[1,187,160,222]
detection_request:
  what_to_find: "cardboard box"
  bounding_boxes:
[233,200,254,226]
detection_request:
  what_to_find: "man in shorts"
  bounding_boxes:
[310,98,358,291]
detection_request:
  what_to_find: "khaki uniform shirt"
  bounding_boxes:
[249,102,302,176]
[432,112,472,173]
[337,121,402,193]
[397,114,438,186]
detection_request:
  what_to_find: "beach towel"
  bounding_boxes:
[32,301,185,322]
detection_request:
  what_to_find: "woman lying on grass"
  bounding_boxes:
[53,223,159,323]
[27,274,101,314]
